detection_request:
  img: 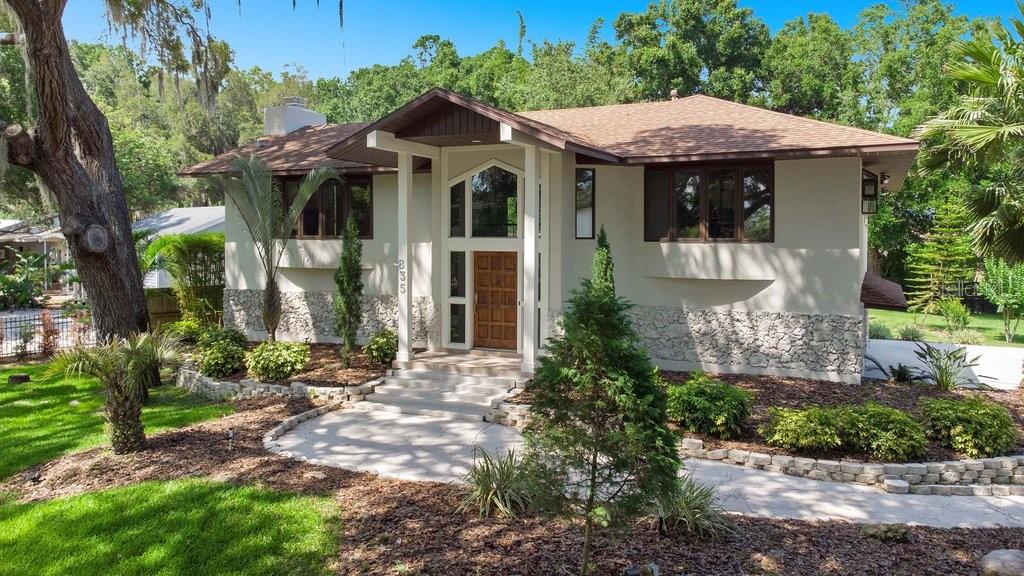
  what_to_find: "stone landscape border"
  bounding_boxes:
[175,366,382,403]
[485,400,530,429]
[262,399,347,455]
[681,437,1024,497]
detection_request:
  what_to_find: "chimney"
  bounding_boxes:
[670,89,680,101]
[263,96,326,136]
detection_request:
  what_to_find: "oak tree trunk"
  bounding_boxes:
[3,2,149,341]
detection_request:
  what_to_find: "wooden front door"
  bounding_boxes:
[473,251,518,350]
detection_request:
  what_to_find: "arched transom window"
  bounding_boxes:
[450,164,520,239]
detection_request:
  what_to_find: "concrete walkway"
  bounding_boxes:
[273,408,1024,528]
[270,408,522,483]
[686,459,1024,528]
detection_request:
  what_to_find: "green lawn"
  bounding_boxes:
[0,479,338,576]
[868,308,1023,348]
[0,362,233,479]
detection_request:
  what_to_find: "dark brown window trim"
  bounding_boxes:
[575,167,596,239]
[281,176,374,240]
[643,162,774,244]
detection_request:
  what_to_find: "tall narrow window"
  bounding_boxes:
[644,169,672,241]
[300,193,320,237]
[450,252,466,298]
[349,179,373,238]
[742,168,772,242]
[450,181,465,237]
[450,303,466,344]
[707,168,737,240]
[472,166,518,237]
[674,170,701,239]
[575,168,595,239]
[322,180,339,237]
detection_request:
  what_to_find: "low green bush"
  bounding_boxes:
[197,340,246,379]
[836,403,928,461]
[666,371,752,439]
[245,342,310,382]
[198,326,247,349]
[935,297,971,331]
[895,324,925,342]
[164,318,207,344]
[868,321,892,340]
[364,329,398,365]
[761,403,927,460]
[760,406,843,454]
[921,397,1016,458]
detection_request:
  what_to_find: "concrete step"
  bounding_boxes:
[386,370,519,389]
[350,399,486,422]
[371,384,507,407]
[391,359,525,379]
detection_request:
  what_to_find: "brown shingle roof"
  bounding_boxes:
[519,94,918,162]
[178,123,378,176]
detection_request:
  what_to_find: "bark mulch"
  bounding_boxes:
[660,371,1024,463]
[2,398,1022,575]
[220,343,386,387]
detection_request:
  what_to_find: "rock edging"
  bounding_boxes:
[485,400,531,430]
[262,400,347,455]
[680,437,1024,497]
[175,366,382,403]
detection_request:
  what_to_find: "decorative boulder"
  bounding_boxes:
[983,550,1024,576]
[8,373,30,385]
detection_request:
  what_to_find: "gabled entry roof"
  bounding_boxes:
[324,88,620,167]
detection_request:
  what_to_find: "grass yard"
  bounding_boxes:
[0,362,233,479]
[868,308,1023,348]
[0,479,338,576]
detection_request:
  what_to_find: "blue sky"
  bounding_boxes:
[61,0,1019,80]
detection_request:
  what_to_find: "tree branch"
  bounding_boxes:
[1,122,37,167]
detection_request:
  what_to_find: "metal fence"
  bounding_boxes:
[0,311,96,359]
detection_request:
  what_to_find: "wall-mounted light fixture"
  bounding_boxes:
[862,170,879,214]
[880,173,891,186]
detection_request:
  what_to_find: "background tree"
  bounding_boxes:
[978,257,1024,343]
[904,200,977,312]
[334,215,363,367]
[915,4,1024,262]
[220,157,333,342]
[525,229,680,575]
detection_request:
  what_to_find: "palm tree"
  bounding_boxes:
[915,8,1024,262]
[145,232,226,322]
[49,333,181,453]
[220,156,335,341]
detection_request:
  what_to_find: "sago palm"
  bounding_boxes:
[915,7,1024,262]
[219,156,335,341]
[48,332,182,453]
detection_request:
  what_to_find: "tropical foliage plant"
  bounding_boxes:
[912,342,984,391]
[244,341,310,381]
[219,157,334,341]
[655,475,734,539]
[144,232,226,323]
[922,396,1016,458]
[48,332,181,453]
[462,449,533,518]
[364,329,398,365]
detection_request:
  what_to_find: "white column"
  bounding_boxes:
[522,145,538,373]
[396,150,413,362]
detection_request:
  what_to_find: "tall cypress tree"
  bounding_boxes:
[334,215,364,367]
[525,227,680,576]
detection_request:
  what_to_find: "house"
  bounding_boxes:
[181,90,918,383]
[133,206,226,289]
[0,216,68,290]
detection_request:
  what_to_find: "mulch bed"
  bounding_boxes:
[660,371,1024,462]
[219,343,386,387]
[2,398,1022,575]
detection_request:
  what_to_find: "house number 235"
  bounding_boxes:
[397,259,407,295]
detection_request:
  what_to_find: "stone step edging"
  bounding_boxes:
[681,437,1024,497]
[484,401,531,430]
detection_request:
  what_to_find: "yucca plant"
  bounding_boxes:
[48,333,181,453]
[655,475,734,539]
[462,448,532,518]
[219,156,335,341]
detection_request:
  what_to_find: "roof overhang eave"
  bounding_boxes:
[620,142,920,165]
